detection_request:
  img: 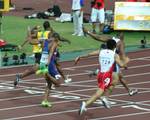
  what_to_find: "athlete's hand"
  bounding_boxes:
[74,56,80,65]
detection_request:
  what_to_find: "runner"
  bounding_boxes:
[80,27,137,95]
[14,26,42,87]
[75,31,138,108]
[79,39,127,115]
[40,32,71,107]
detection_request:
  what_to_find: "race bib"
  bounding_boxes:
[40,53,49,64]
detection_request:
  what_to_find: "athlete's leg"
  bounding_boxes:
[99,23,104,33]
[86,88,104,106]
[79,88,104,115]
[41,76,52,107]
[20,64,39,78]
[14,64,39,87]
[55,61,72,83]
[92,22,97,33]
[119,72,138,96]
[98,8,105,33]
[101,72,119,108]
[91,8,97,33]
[104,72,119,96]
[55,62,65,79]
[45,73,61,87]
[119,72,130,92]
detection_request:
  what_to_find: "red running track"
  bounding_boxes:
[0,49,150,120]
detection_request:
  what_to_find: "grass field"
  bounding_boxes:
[1,15,150,56]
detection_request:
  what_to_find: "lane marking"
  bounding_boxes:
[1,102,135,120]
[0,88,150,112]
[1,56,150,77]
[0,81,150,101]
[0,85,14,90]
[90,111,150,120]
[122,105,150,111]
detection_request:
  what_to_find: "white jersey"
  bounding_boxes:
[72,0,81,10]
[99,49,115,72]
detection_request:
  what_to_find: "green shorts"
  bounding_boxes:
[36,63,48,75]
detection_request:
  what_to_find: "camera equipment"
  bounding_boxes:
[12,55,19,65]
[140,36,147,48]
[20,53,27,64]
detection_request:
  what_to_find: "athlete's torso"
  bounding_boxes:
[99,49,115,73]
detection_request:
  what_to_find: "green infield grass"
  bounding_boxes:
[0,15,150,56]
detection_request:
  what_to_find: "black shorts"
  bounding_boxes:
[34,53,41,64]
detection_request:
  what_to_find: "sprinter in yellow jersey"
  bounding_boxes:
[14,21,53,87]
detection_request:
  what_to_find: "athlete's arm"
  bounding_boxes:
[74,50,99,65]
[115,54,127,68]
[59,36,71,44]
[18,27,32,49]
[83,27,112,42]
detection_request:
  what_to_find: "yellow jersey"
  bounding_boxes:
[32,31,50,53]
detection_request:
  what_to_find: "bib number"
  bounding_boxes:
[104,78,110,86]
[40,53,48,64]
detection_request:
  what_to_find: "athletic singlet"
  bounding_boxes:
[32,40,42,54]
[40,39,58,64]
[32,31,50,53]
[38,31,50,64]
[40,40,50,64]
[99,49,115,73]
[37,31,50,40]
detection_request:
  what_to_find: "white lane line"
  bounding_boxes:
[122,105,150,111]
[0,71,150,95]
[117,86,150,90]
[1,102,134,120]
[90,111,150,120]
[0,77,44,83]
[0,88,150,112]
[64,84,96,88]
[0,62,150,82]
[1,56,150,78]
[140,58,150,61]
[1,71,150,93]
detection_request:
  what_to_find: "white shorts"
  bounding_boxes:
[91,8,105,23]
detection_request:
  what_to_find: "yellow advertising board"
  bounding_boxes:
[114,2,150,31]
[0,0,9,12]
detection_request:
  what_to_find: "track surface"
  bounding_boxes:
[0,49,150,120]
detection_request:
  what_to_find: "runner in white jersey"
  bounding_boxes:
[75,29,138,108]
[82,26,137,93]
[79,39,127,115]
